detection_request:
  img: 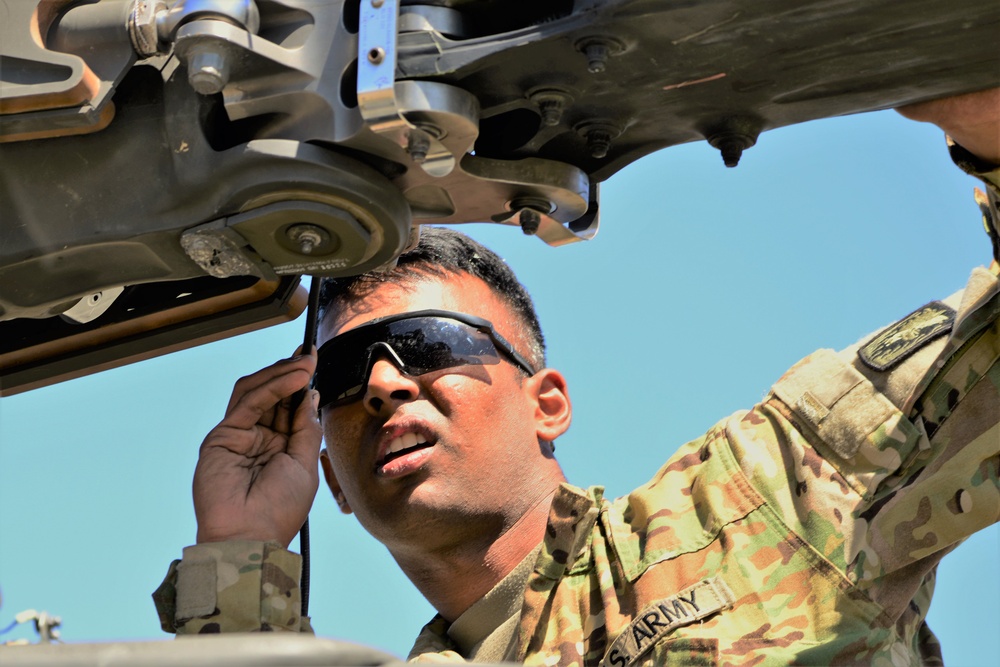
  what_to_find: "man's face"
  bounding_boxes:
[318,272,568,550]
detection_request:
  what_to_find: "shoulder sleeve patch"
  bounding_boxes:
[600,577,734,667]
[859,301,955,372]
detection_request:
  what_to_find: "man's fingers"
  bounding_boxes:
[287,389,323,468]
[227,371,308,431]
[224,353,317,415]
[223,365,314,432]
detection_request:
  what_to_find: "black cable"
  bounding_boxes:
[289,277,322,619]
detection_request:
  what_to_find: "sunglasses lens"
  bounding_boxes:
[386,318,499,373]
[316,316,502,408]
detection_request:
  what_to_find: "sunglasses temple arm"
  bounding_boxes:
[287,276,322,618]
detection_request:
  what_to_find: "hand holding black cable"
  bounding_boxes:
[286,278,323,618]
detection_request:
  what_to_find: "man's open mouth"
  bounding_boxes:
[378,432,433,467]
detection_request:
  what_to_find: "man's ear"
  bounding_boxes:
[526,368,572,444]
[320,448,353,515]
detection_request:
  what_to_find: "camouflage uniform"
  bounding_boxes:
[155,155,1000,666]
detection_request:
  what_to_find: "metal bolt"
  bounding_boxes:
[372,0,384,6]
[528,88,573,127]
[718,140,744,168]
[538,99,564,126]
[186,44,230,95]
[298,232,322,254]
[407,130,431,163]
[519,209,542,236]
[286,224,328,255]
[586,129,612,159]
[584,42,608,73]
[704,117,761,169]
[368,47,385,64]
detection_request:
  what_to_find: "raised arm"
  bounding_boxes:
[897,88,1000,164]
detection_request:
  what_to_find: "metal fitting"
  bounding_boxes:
[575,120,621,160]
[509,197,554,236]
[285,224,330,255]
[529,88,573,127]
[584,43,608,73]
[575,37,625,74]
[129,0,168,56]
[186,42,230,94]
[704,116,762,168]
[407,129,431,163]
[156,0,261,44]
[586,129,612,158]
[519,208,541,236]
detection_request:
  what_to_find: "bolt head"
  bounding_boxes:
[585,43,608,73]
[186,46,230,95]
[519,209,542,236]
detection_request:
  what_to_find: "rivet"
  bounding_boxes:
[367,47,385,64]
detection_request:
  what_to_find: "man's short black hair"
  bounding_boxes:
[318,227,546,370]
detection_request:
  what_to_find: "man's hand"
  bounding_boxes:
[897,88,1000,164]
[193,354,322,547]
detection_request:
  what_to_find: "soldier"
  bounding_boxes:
[155,90,999,665]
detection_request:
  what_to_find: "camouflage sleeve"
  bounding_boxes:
[726,152,999,620]
[152,541,313,634]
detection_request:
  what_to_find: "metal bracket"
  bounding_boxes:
[358,0,462,177]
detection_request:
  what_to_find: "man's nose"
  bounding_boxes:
[363,355,420,416]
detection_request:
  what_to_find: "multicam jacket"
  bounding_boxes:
[155,159,1000,665]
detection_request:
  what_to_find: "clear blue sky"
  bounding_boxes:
[1,109,997,664]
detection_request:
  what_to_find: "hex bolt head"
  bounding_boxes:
[187,44,230,95]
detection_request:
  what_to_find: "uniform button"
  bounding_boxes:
[956,489,973,514]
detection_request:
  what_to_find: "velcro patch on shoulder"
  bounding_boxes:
[600,577,734,667]
[859,301,955,372]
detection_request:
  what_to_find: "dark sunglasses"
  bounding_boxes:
[315,309,536,409]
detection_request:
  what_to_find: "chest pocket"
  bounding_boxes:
[604,425,763,582]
